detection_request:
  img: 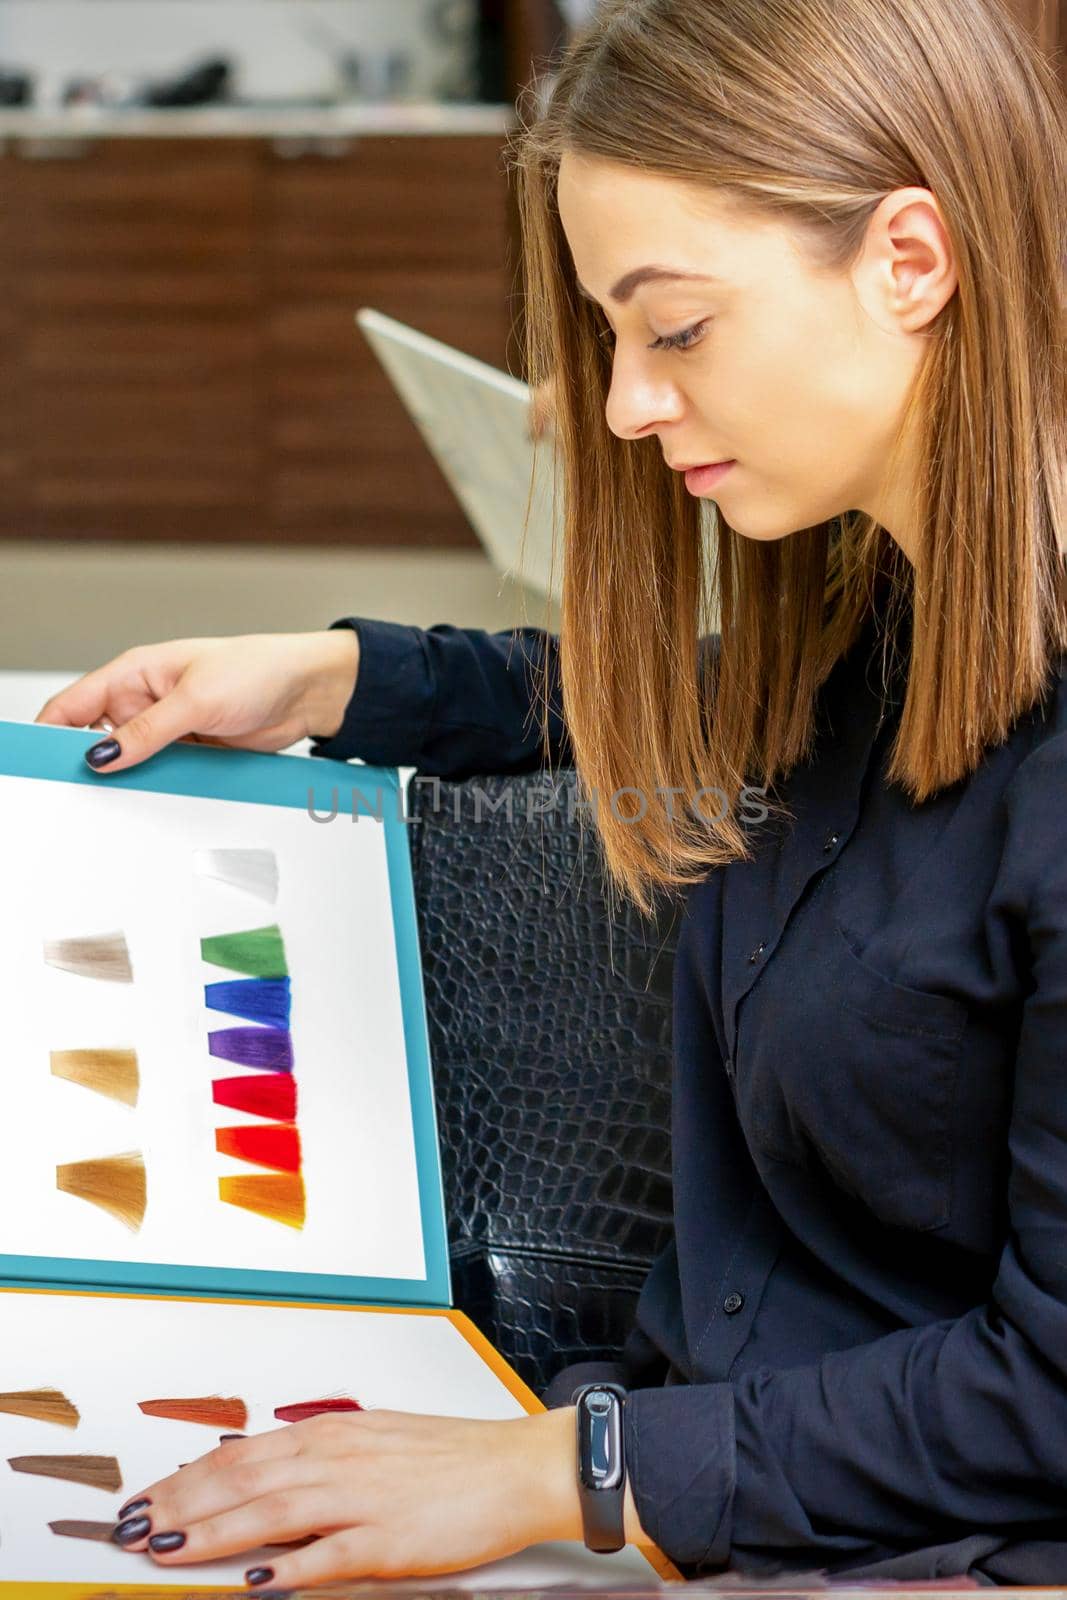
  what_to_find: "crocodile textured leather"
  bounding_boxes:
[407,770,681,1394]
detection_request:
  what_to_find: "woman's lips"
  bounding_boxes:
[684,460,736,494]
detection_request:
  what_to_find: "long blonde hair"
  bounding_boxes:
[510,0,1067,912]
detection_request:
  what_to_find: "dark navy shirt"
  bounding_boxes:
[311,610,1067,1585]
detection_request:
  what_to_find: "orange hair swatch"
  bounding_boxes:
[138,1396,248,1430]
[219,1172,305,1230]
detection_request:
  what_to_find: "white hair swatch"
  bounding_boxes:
[193,848,279,904]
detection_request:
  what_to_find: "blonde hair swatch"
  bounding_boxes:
[0,1389,79,1428]
[9,1455,122,1492]
[56,1151,146,1232]
[219,1172,306,1230]
[138,1395,248,1430]
[43,932,133,983]
[193,848,279,904]
[50,1049,140,1107]
[49,1520,115,1543]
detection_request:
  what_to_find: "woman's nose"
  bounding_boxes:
[604,354,686,441]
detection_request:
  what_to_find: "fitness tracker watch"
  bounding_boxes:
[573,1381,628,1552]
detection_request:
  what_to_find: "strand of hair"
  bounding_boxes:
[42,932,133,983]
[138,1396,248,1430]
[0,1389,79,1428]
[9,1454,122,1492]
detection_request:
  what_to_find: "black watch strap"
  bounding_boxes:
[574,1382,627,1553]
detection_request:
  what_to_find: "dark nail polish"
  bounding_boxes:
[86,737,121,769]
[117,1496,151,1520]
[148,1530,186,1552]
[219,1432,245,1442]
[245,1568,274,1587]
[111,1515,151,1545]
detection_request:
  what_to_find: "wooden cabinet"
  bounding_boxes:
[0,132,513,545]
[267,135,512,544]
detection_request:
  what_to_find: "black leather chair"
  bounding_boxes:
[407,769,680,1396]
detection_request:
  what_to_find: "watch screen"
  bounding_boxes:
[578,1389,623,1491]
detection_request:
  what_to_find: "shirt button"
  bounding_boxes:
[723,1292,745,1315]
[822,830,841,852]
[748,941,766,964]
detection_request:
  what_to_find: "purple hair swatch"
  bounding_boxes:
[204,977,290,1029]
[208,1026,294,1073]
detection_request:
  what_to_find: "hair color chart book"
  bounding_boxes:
[0,722,674,1592]
[0,1285,670,1592]
[0,719,449,1307]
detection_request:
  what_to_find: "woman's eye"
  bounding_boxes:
[647,321,708,353]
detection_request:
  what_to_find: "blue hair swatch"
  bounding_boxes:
[204,977,291,1030]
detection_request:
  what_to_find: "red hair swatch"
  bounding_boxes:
[212,1073,296,1121]
[215,1122,301,1174]
[274,1397,363,1423]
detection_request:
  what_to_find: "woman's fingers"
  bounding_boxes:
[82,688,205,773]
[116,1422,310,1526]
[129,1481,347,1566]
[242,1525,389,1589]
[35,664,130,730]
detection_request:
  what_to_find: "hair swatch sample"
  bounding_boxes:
[201,925,289,980]
[48,1520,115,1543]
[50,1048,140,1107]
[274,1397,363,1423]
[208,1026,293,1074]
[204,977,290,1029]
[216,1122,301,1174]
[219,1171,306,1230]
[55,1150,146,1232]
[0,1388,79,1428]
[193,848,278,904]
[8,1454,122,1492]
[138,1396,248,1430]
[212,1072,297,1122]
[43,932,133,983]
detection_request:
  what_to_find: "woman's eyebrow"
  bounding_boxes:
[575,266,722,305]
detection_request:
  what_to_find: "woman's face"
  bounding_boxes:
[556,152,957,560]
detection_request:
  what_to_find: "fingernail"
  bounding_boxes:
[148,1530,186,1552]
[219,1432,245,1442]
[245,1568,274,1587]
[117,1496,151,1520]
[111,1515,151,1545]
[86,737,121,769]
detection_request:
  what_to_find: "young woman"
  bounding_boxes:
[37,0,1066,1586]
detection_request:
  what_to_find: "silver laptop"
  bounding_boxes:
[356,307,562,603]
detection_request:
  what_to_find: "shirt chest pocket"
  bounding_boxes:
[736,916,969,1233]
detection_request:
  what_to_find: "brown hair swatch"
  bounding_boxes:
[56,1151,146,1232]
[43,932,133,983]
[50,1048,140,1107]
[9,1455,122,1492]
[0,1389,79,1428]
[138,1396,248,1430]
[48,1520,115,1543]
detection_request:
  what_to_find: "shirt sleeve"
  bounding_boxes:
[623,730,1067,1572]
[307,616,570,776]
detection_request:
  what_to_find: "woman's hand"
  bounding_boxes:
[34,629,360,774]
[110,1407,600,1588]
